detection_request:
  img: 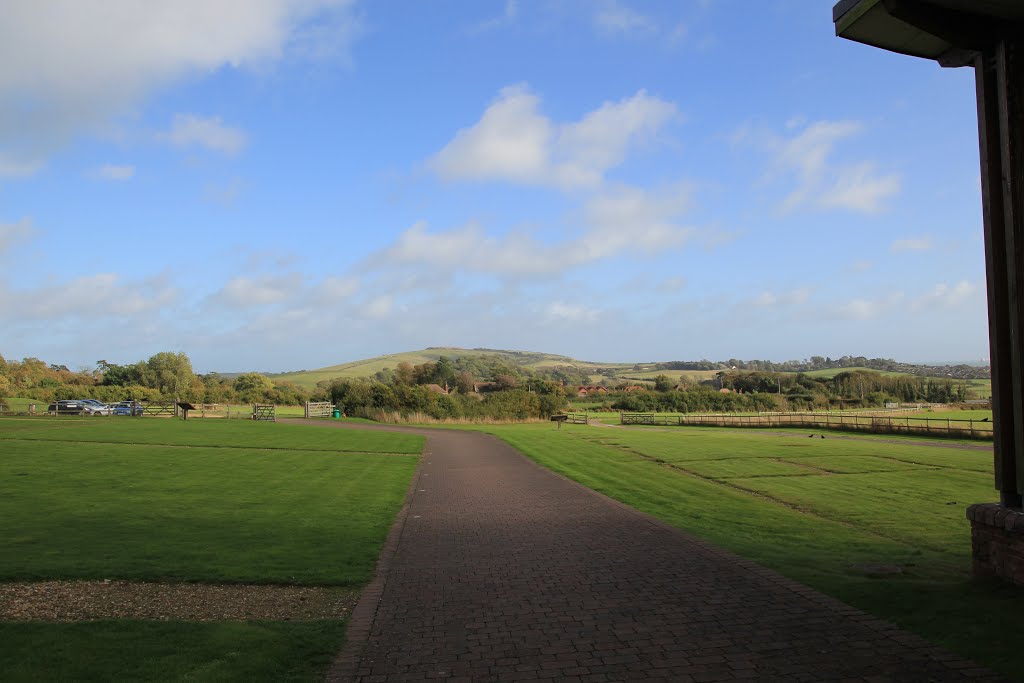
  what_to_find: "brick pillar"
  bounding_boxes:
[966,503,1024,583]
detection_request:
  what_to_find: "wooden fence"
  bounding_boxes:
[141,401,176,417]
[304,401,333,418]
[252,404,276,422]
[565,412,590,424]
[620,411,994,439]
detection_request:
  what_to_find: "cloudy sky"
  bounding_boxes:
[0,1,989,372]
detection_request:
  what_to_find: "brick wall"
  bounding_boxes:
[966,503,1024,584]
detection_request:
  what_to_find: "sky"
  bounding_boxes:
[0,1,991,373]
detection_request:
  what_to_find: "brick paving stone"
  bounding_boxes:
[317,424,1008,683]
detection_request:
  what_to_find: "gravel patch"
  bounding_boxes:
[0,581,359,622]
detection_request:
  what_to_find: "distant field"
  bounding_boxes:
[0,419,422,680]
[479,423,1019,678]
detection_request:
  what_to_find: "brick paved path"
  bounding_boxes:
[324,425,1001,682]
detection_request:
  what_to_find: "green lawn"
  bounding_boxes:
[479,423,1021,679]
[0,620,346,683]
[0,416,421,454]
[0,419,423,681]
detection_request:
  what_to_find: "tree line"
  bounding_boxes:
[650,356,988,380]
[321,355,571,420]
[610,369,970,413]
[0,353,315,406]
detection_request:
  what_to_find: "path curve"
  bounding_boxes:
[292,421,1001,682]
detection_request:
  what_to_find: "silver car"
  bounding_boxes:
[81,399,112,416]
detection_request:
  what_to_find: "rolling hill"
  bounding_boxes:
[268,347,641,390]
[268,347,991,396]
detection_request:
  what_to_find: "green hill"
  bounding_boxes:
[269,347,637,390]
[268,348,991,400]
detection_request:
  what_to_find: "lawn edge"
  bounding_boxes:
[325,434,427,681]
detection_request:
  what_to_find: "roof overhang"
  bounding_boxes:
[833,0,1024,66]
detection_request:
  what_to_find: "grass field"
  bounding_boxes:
[0,419,423,681]
[479,423,1021,679]
[0,417,419,456]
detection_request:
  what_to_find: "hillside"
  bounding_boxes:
[269,347,637,389]
[269,348,991,394]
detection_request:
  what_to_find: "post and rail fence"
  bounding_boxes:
[619,411,994,439]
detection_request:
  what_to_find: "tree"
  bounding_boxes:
[435,356,456,389]
[143,352,195,396]
[453,370,475,395]
[395,362,415,386]
[653,374,673,392]
[233,373,274,403]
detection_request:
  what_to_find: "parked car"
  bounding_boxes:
[47,400,86,415]
[81,399,112,416]
[112,400,143,416]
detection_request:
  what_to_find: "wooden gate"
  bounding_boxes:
[252,404,276,421]
[304,401,333,418]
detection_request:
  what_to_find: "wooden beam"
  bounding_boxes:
[975,40,1024,507]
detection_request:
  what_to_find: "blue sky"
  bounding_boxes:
[0,1,989,372]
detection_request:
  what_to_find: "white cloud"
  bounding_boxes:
[161,114,247,155]
[92,164,136,181]
[581,183,694,256]
[362,295,392,319]
[471,0,518,32]
[0,1,358,176]
[430,85,677,190]
[216,274,302,308]
[837,298,876,320]
[6,272,177,320]
[545,301,601,324]
[913,280,977,310]
[320,275,360,299]
[0,158,45,178]
[370,183,694,278]
[847,259,873,273]
[819,161,900,213]
[750,288,810,308]
[890,236,932,252]
[740,119,901,214]
[371,220,563,276]
[0,217,37,255]
[594,1,656,35]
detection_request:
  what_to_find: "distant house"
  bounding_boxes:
[718,388,733,394]
[620,385,646,393]
[576,385,609,397]
[424,383,448,395]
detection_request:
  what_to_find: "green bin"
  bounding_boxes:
[332,409,341,418]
